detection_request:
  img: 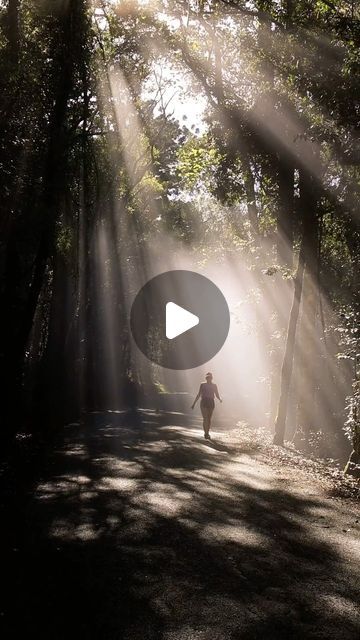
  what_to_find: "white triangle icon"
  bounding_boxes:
[166,302,199,340]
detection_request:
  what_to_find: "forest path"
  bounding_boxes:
[2,410,360,639]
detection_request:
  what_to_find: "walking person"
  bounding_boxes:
[191,372,222,439]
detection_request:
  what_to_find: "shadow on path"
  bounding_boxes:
[1,410,360,639]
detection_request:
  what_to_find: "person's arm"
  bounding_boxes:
[214,385,222,403]
[191,385,202,409]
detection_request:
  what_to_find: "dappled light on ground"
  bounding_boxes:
[3,411,359,639]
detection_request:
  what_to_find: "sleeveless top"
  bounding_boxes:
[200,382,217,399]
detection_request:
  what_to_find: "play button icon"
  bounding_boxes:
[130,270,230,370]
[166,303,199,339]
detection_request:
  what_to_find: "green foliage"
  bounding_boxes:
[56,225,73,259]
[177,136,221,192]
[337,307,360,453]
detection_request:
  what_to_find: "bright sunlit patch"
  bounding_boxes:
[49,519,102,541]
[200,523,269,547]
[100,476,139,491]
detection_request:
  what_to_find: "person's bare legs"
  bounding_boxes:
[200,405,206,435]
[201,406,213,439]
[207,408,214,438]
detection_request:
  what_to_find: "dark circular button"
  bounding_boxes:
[130,270,230,370]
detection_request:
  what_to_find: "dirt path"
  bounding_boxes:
[2,410,360,639]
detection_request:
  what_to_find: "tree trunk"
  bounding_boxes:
[344,450,360,478]
[277,161,294,269]
[6,0,20,64]
[293,170,319,446]
[269,160,294,426]
[273,240,305,445]
[273,170,317,445]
